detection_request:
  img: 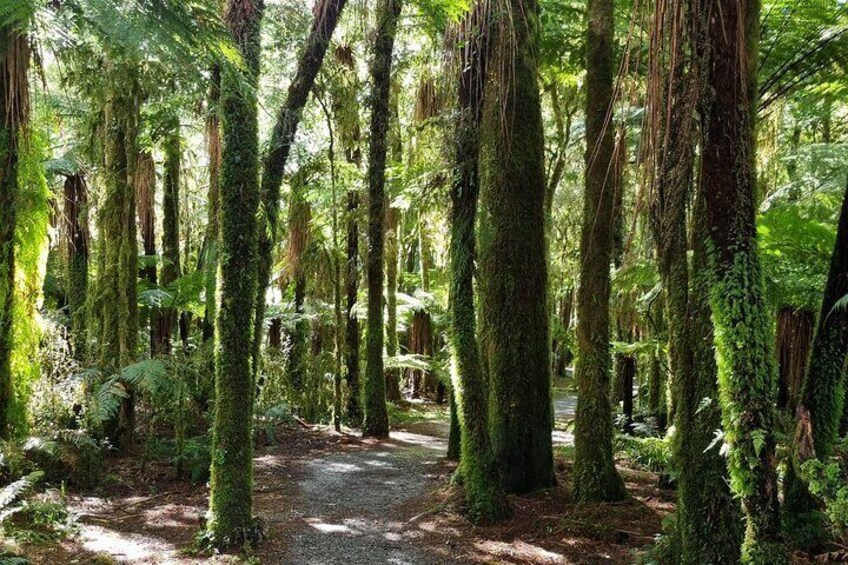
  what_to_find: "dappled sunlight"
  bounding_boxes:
[473,540,572,565]
[306,518,358,535]
[78,523,180,561]
[552,429,574,446]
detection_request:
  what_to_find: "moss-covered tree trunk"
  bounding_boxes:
[63,173,89,362]
[287,178,311,393]
[206,0,263,547]
[153,118,182,355]
[572,0,626,502]
[253,0,348,372]
[361,0,401,438]
[646,2,740,558]
[447,2,508,520]
[786,183,848,518]
[0,22,28,439]
[345,190,362,423]
[98,74,140,450]
[698,0,784,561]
[478,0,554,494]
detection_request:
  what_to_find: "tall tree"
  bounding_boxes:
[478,0,554,493]
[160,117,182,349]
[96,70,140,449]
[646,1,740,560]
[253,0,348,370]
[136,151,160,351]
[572,0,626,502]
[698,0,785,561]
[385,206,401,402]
[362,0,401,438]
[0,18,29,438]
[448,2,509,521]
[203,67,222,342]
[206,0,264,547]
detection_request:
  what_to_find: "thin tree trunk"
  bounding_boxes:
[253,0,348,373]
[206,0,263,547]
[64,173,89,362]
[155,118,182,354]
[385,206,401,403]
[361,0,401,439]
[203,66,221,342]
[573,0,626,502]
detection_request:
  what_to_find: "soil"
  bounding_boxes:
[16,398,678,565]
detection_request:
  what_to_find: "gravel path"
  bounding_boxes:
[282,422,454,565]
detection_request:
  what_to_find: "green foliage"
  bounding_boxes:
[799,458,848,538]
[8,130,51,436]
[616,434,674,478]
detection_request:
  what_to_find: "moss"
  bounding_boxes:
[699,1,785,561]
[572,0,626,502]
[206,0,264,548]
[63,174,89,362]
[361,0,400,439]
[476,0,554,495]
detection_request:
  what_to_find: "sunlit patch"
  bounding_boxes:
[383,532,402,541]
[552,429,574,446]
[79,524,177,561]
[307,520,355,534]
[474,539,571,564]
[364,459,396,468]
[318,461,362,473]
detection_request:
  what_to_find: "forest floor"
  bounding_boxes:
[18,388,679,564]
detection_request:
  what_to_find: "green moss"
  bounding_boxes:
[206,0,264,548]
[572,0,626,503]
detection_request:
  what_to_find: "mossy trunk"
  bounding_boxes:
[136,151,159,353]
[447,389,461,460]
[203,66,221,342]
[254,0,348,373]
[385,206,401,402]
[786,183,848,518]
[154,118,182,355]
[0,22,28,439]
[478,0,554,494]
[345,189,362,424]
[448,2,508,520]
[97,76,140,450]
[206,0,263,547]
[647,2,741,556]
[698,0,784,560]
[63,173,89,362]
[361,0,400,439]
[572,0,626,502]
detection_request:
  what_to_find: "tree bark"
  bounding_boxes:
[206,0,263,547]
[698,0,785,560]
[478,0,554,494]
[573,0,626,502]
[361,0,401,439]
[64,173,89,362]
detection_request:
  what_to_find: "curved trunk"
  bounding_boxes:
[254,0,349,372]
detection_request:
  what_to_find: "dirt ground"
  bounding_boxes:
[12,406,685,565]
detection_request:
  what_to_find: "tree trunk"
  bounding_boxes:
[385,207,401,403]
[254,0,348,373]
[361,0,400,439]
[645,2,741,558]
[345,191,362,423]
[203,66,221,342]
[63,173,89,362]
[478,0,553,494]
[0,22,28,438]
[573,0,626,502]
[776,307,814,412]
[786,183,848,519]
[698,0,784,560]
[206,0,263,547]
[286,176,311,394]
[155,118,182,355]
[448,1,508,521]
[97,73,140,450]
